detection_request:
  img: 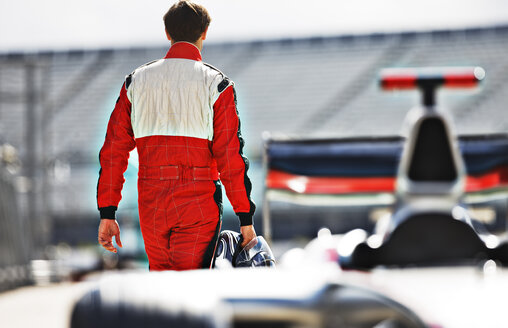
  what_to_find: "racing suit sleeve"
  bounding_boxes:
[212,85,256,226]
[96,82,136,220]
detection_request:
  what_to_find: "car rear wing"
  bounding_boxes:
[380,67,485,105]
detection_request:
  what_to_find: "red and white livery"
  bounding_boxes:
[97,42,255,270]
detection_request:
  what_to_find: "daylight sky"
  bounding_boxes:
[1,0,508,52]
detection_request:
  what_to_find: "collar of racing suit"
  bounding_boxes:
[164,42,202,61]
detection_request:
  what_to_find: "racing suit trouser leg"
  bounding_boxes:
[138,175,222,271]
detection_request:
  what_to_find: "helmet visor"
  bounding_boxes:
[235,236,276,267]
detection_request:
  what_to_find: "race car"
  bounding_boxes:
[264,67,508,245]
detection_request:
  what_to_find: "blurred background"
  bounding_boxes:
[0,0,508,300]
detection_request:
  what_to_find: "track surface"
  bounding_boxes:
[0,282,93,328]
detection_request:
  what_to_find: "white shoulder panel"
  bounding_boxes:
[128,59,224,141]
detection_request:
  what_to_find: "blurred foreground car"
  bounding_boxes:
[71,269,428,328]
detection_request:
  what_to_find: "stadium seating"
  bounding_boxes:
[0,24,507,239]
[2,26,508,159]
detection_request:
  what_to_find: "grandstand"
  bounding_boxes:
[0,24,507,256]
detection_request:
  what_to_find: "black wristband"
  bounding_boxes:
[99,206,117,220]
[238,213,253,226]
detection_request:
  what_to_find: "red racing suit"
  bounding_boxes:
[97,42,255,271]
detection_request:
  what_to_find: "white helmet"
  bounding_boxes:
[214,230,275,268]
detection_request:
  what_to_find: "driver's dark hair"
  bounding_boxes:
[163,1,211,43]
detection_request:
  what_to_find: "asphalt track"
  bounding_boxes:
[0,281,93,328]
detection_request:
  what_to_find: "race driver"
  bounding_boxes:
[96,0,256,271]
